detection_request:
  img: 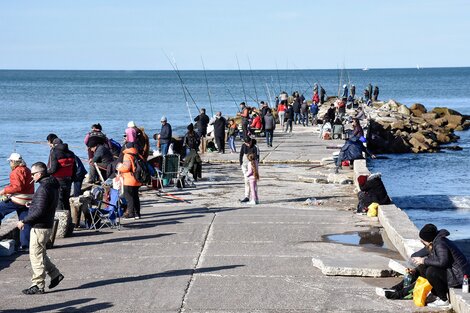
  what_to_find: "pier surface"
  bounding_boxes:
[0,127,418,312]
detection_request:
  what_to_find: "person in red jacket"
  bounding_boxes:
[0,153,34,249]
[47,137,75,212]
[117,143,142,219]
[249,114,262,135]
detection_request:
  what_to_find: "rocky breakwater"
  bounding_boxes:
[367,100,470,153]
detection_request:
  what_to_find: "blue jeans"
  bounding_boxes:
[301,112,308,126]
[294,112,301,124]
[265,130,273,146]
[160,143,169,156]
[0,200,30,247]
[228,136,236,152]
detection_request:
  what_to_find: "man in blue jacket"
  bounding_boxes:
[17,162,64,295]
[159,116,172,156]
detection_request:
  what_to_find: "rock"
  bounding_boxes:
[409,103,427,116]
[410,132,426,143]
[440,146,463,151]
[409,137,430,152]
[446,114,463,129]
[432,107,462,117]
[398,105,411,116]
[435,132,450,143]
[421,112,438,121]
[390,120,405,130]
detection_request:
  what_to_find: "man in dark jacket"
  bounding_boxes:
[194,108,210,137]
[17,162,64,295]
[264,109,275,147]
[320,86,326,104]
[335,136,375,173]
[373,86,379,101]
[292,97,301,124]
[47,138,75,212]
[210,112,227,154]
[411,224,470,308]
[159,116,172,156]
[356,173,391,213]
[89,143,114,183]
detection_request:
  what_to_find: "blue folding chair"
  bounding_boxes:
[88,187,124,231]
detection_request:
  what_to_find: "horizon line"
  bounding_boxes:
[1,66,470,71]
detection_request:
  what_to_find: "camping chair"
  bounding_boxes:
[88,186,123,231]
[155,154,183,192]
[332,124,345,139]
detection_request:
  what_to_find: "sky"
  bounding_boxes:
[1,0,469,70]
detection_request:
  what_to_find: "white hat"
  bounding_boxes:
[127,121,136,128]
[161,116,167,122]
[343,84,347,88]
[7,152,22,161]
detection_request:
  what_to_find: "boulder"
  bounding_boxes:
[432,107,462,117]
[435,132,451,143]
[446,115,463,129]
[409,103,427,116]
[421,112,438,121]
[398,105,411,116]
[410,132,426,143]
[409,137,430,152]
[391,120,405,130]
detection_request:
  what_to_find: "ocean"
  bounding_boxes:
[1,68,470,239]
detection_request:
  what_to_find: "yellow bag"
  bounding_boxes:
[413,276,432,307]
[367,202,379,217]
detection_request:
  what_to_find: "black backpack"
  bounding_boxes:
[129,153,151,185]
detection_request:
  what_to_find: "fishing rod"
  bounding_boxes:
[14,140,83,150]
[337,65,342,98]
[171,56,200,112]
[266,83,274,108]
[163,52,194,122]
[236,55,248,105]
[247,56,259,106]
[222,81,241,113]
[201,56,214,116]
[275,61,282,93]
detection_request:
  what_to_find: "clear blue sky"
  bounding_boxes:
[1,0,469,70]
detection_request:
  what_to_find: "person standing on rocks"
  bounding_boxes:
[320,86,326,104]
[351,85,356,99]
[373,86,379,101]
[18,161,64,295]
[239,137,260,203]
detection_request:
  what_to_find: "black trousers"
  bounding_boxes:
[57,177,72,211]
[123,185,140,217]
[420,265,449,301]
[215,136,225,153]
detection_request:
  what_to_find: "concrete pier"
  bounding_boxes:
[0,127,424,312]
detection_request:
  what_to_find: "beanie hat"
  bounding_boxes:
[419,224,438,242]
[127,121,136,128]
[161,116,167,122]
[52,138,63,145]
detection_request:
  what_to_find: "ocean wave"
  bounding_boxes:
[392,195,470,211]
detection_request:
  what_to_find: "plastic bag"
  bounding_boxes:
[367,202,379,217]
[413,276,432,307]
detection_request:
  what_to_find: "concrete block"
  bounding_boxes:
[0,239,16,256]
[353,159,370,190]
[55,210,73,238]
[450,288,470,313]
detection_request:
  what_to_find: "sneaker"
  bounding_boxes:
[48,274,64,289]
[134,216,140,220]
[22,285,44,295]
[375,287,395,298]
[239,197,250,203]
[18,245,29,253]
[248,200,257,205]
[427,297,451,308]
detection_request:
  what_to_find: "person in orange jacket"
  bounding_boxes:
[117,143,142,219]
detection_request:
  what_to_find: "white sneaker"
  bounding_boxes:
[248,200,257,205]
[375,287,395,298]
[427,297,451,308]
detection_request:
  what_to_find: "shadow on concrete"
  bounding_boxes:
[52,265,244,293]
[0,250,28,272]
[260,195,349,205]
[54,233,174,249]
[1,297,113,313]
[141,207,239,219]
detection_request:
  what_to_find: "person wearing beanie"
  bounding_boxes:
[159,116,172,156]
[408,224,470,308]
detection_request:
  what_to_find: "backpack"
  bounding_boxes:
[108,138,122,157]
[129,153,151,185]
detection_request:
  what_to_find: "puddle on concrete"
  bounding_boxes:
[323,229,390,249]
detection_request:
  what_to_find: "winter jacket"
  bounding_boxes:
[160,123,172,144]
[310,103,319,115]
[277,104,286,112]
[4,165,34,206]
[411,229,470,287]
[23,175,59,228]
[250,116,262,129]
[264,113,276,130]
[293,101,301,113]
[183,131,200,150]
[352,124,364,138]
[286,106,294,120]
[48,143,76,179]
[300,102,308,114]
[85,130,108,148]
[194,113,210,136]
[339,137,372,163]
[312,93,320,104]
[228,122,239,137]
[92,144,114,165]
[211,116,227,138]
[358,173,391,205]
[239,142,260,166]
[118,147,143,187]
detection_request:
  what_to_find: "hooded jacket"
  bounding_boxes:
[48,143,76,179]
[194,113,210,136]
[23,175,59,228]
[264,112,276,130]
[412,229,470,287]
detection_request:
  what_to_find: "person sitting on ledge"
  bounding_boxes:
[377,224,470,309]
[356,172,390,213]
[335,136,375,173]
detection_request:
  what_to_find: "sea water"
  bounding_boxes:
[1,68,470,238]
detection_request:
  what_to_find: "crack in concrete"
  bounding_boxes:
[178,208,216,313]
